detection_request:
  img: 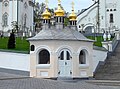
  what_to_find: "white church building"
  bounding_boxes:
[28,1,94,78]
[77,0,120,34]
[0,0,33,36]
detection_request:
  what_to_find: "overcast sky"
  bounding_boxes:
[37,0,94,12]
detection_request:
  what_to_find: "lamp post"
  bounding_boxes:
[92,0,100,33]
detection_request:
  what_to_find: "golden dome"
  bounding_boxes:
[42,0,51,19]
[69,2,77,21]
[54,0,65,16]
[42,8,51,19]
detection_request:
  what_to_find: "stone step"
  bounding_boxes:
[57,77,77,82]
[94,41,120,80]
[95,73,120,80]
[86,80,120,86]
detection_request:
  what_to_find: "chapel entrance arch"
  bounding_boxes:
[58,49,72,77]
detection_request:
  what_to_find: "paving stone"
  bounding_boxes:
[0,77,120,89]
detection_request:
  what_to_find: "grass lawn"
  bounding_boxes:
[0,37,30,53]
[86,36,104,47]
[86,36,114,47]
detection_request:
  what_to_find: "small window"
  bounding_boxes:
[101,16,104,20]
[4,1,9,7]
[2,12,8,27]
[24,2,28,9]
[107,9,109,12]
[114,9,116,11]
[110,9,112,11]
[70,21,72,25]
[79,25,81,28]
[75,21,77,25]
[67,51,70,60]
[110,13,114,23]
[39,49,50,64]
[60,51,64,60]
[56,17,58,22]
[5,2,8,7]
[43,20,45,23]
[79,50,86,64]
[31,45,35,51]
[60,17,61,22]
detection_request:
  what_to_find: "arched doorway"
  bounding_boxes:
[84,26,93,34]
[58,49,72,77]
[83,23,95,34]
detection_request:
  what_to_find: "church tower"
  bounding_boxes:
[0,0,33,37]
[54,0,65,29]
[69,1,77,30]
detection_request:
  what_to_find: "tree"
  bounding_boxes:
[7,31,16,49]
[64,17,69,26]
[34,2,46,32]
[34,2,46,22]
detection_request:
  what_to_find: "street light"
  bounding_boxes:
[92,0,100,33]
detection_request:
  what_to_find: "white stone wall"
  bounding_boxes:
[99,0,106,31]
[106,0,118,32]
[0,1,2,31]
[18,0,33,33]
[0,49,107,74]
[0,52,30,71]
[9,1,14,30]
[0,0,33,34]
[77,3,98,32]
[29,40,94,78]
[77,0,120,33]
[92,49,107,72]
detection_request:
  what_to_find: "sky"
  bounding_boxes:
[37,0,94,12]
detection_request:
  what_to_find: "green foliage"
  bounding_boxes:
[64,18,69,26]
[0,38,8,49]
[0,37,30,53]
[86,36,103,47]
[87,35,114,47]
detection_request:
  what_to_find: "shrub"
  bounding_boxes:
[7,32,16,49]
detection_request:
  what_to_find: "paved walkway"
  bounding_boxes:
[0,72,29,80]
[0,70,120,89]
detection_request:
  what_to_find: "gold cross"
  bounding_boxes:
[58,0,61,4]
[45,0,48,7]
[71,1,74,10]
[45,0,48,4]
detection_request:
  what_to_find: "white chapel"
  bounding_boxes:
[28,0,94,78]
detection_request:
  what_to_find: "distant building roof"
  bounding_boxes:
[77,2,98,16]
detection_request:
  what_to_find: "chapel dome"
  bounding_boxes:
[69,10,77,21]
[54,0,65,16]
[42,1,51,19]
[69,2,77,21]
[42,8,51,19]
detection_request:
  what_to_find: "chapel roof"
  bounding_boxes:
[28,27,93,42]
[77,2,98,16]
